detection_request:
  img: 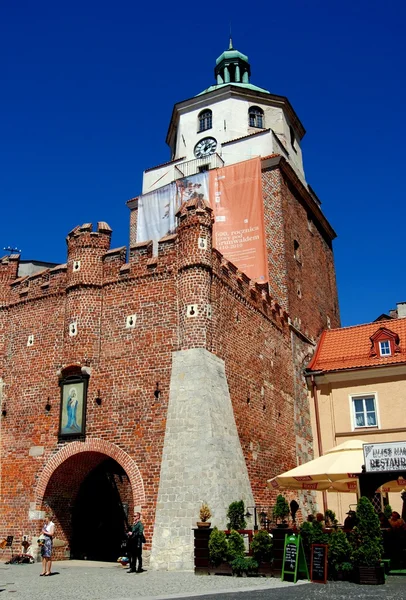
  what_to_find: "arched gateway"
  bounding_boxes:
[34,439,145,561]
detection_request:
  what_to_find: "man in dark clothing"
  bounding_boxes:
[127,511,144,573]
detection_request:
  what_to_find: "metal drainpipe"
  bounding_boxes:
[311,374,327,513]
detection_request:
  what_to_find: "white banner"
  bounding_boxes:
[136,183,177,243]
[363,441,406,472]
[137,173,209,243]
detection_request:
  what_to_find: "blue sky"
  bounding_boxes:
[1,0,405,327]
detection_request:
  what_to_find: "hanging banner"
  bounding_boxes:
[209,158,268,283]
[136,182,177,243]
[137,159,268,284]
[175,172,209,207]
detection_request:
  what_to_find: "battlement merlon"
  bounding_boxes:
[0,254,21,303]
[66,222,112,255]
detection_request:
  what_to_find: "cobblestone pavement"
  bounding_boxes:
[0,560,306,600]
[1,561,404,600]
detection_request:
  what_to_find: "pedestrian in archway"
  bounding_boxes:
[40,514,55,576]
[127,511,145,573]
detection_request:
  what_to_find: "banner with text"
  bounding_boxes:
[137,159,268,283]
[209,158,268,283]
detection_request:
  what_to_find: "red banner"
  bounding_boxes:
[209,159,268,283]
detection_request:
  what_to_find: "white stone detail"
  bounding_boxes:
[206,304,212,319]
[73,260,81,272]
[126,314,137,328]
[29,446,44,457]
[198,237,207,250]
[149,348,255,571]
[27,334,34,347]
[69,322,78,337]
[186,304,198,317]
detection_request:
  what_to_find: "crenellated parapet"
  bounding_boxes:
[8,264,67,304]
[211,249,289,330]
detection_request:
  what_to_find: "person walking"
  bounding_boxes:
[127,511,144,573]
[40,514,55,576]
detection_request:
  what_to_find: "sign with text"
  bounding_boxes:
[281,533,309,584]
[310,544,328,584]
[364,441,406,472]
[210,158,268,283]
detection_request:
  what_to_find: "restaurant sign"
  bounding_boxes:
[364,441,406,472]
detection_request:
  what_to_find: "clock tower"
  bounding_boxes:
[142,39,306,193]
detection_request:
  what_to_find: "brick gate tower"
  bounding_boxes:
[0,42,339,570]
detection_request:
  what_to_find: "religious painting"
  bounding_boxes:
[58,375,88,438]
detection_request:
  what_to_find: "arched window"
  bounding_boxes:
[248,106,264,128]
[198,109,212,132]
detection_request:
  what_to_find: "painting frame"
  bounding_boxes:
[58,374,88,439]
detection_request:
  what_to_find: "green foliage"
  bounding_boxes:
[208,527,228,566]
[250,529,273,564]
[324,509,337,526]
[299,520,329,554]
[230,556,258,576]
[227,530,245,560]
[350,497,383,567]
[328,528,353,578]
[226,500,246,530]
[273,495,290,522]
[384,504,392,520]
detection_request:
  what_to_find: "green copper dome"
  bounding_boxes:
[197,39,270,96]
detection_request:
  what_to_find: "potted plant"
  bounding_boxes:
[226,500,247,531]
[250,529,273,575]
[328,527,353,580]
[350,497,385,585]
[325,509,337,527]
[227,529,245,561]
[273,495,290,527]
[208,527,228,567]
[230,556,259,577]
[197,502,212,528]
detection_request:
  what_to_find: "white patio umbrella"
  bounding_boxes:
[268,440,365,493]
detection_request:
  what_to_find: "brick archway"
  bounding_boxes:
[35,438,145,507]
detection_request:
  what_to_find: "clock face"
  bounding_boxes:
[194,137,217,158]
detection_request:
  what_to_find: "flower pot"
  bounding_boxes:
[356,566,385,585]
[196,522,211,528]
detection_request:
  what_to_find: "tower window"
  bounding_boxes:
[248,106,264,129]
[198,110,212,132]
[293,239,302,263]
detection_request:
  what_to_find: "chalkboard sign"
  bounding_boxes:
[281,534,309,583]
[284,540,298,573]
[311,543,328,584]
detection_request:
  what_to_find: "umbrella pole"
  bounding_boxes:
[311,375,327,512]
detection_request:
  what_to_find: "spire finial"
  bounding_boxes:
[229,22,233,49]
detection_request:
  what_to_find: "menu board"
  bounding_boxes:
[311,544,328,584]
[283,541,298,573]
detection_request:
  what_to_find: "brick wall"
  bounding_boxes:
[0,170,339,559]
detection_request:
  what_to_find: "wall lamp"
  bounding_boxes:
[95,390,102,406]
[45,398,51,412]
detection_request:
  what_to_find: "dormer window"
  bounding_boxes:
[198,110,212,132]
[248,106,264,129]
[379,340,391,356]
[369,326,400,358]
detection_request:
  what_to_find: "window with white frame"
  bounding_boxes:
[248,106,264,128]
[198,109,212,132]
[379,340,391,356]
[352,395,377,428]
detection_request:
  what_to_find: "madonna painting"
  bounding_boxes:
[59,376,88,438]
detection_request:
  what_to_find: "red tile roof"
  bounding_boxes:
[307,318,406,373]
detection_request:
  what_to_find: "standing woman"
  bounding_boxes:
[40,514,55,576]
